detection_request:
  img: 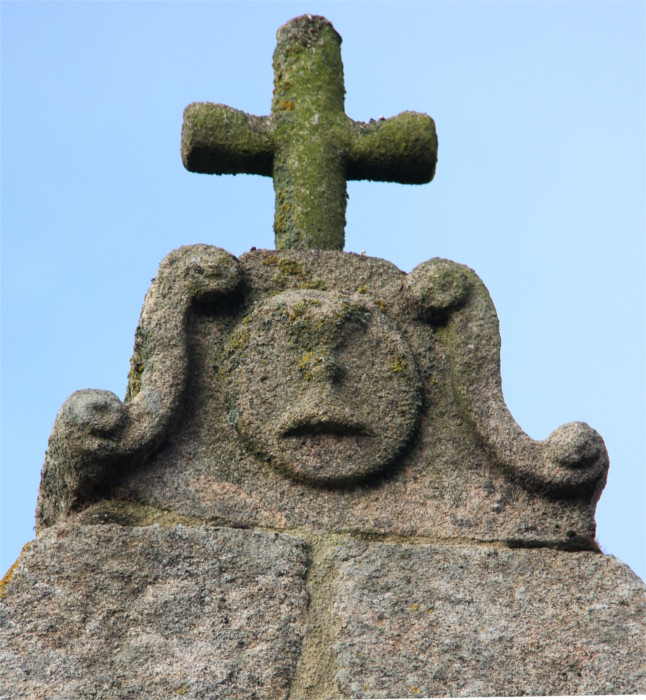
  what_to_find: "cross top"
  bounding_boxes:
[181,15,438,251]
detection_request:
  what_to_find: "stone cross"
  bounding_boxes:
[181,14,438,251]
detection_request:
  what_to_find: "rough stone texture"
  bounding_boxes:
[2,530,643,698]
[182,15,437,250]
[332,542,646,698]
[0,524,308,699]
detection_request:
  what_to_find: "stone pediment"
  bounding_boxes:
[36,245,608,548]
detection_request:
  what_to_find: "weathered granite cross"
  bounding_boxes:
[181,14,438,251]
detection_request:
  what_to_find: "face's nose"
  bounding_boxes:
[300,349,344,384]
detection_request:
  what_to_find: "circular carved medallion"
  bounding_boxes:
[227,290,421,485]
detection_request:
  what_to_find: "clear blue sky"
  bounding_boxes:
[2,1,644,580]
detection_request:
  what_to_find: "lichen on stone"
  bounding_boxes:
[181,14,437,252]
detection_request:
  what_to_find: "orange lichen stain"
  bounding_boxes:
[277,99,295,112]
[0,542,30,599]
[262,254,279,266]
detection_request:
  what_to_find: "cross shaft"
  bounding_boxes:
[181,15,438,251]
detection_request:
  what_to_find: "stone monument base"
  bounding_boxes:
[1,521,643,699]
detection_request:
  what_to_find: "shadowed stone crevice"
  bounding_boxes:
[69,500,601,555]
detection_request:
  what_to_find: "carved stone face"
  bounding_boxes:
[227,290,422,485]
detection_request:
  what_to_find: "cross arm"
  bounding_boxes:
[346,111,438,184]
[181,103,274,176]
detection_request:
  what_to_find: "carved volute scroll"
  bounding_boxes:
[36,246,242,530]
[404,258,609,499]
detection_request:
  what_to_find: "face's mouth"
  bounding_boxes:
[279,416,372,439]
